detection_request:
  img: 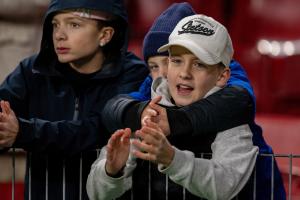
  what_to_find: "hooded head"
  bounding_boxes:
[142,2,196,62]
[36,0,128,69]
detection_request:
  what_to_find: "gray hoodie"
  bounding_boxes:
[87,77,258,200]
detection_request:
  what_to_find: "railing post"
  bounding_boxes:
[11,148,15,200]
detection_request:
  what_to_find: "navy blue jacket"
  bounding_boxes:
[0,0,148,199]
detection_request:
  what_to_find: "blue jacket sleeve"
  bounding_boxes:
[228,60,256,110]
[128,75,152,101]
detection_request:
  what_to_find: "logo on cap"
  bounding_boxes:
[178,19,215,36]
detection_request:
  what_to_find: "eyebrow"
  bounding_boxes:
[52,16,86,22]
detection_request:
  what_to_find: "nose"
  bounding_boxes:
[179,64,192,79]
[53,26,67,41]
[159,66,168,78]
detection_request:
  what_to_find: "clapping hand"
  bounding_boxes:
[105,128,131,176]
[141,96,171,136]
[0,100,19,148]
[132,119,174,167]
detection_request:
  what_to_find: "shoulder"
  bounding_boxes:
[123,52,148,73]
[118,52,148,83]
[17,54,38,71]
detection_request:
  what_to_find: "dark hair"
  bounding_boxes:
[98,16,127,60]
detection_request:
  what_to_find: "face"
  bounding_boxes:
[167,46,228,107]
[147,56,168,80]
[52,12,104,73]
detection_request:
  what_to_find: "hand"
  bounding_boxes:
[132,120,174,167]
[0,100,19,148]
[141,96,171,136]
[105,128,131,176]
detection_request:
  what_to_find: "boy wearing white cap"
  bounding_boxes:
[87,14,260,200]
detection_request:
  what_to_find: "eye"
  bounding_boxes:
[194,61,207,69]
[148,64,159,72]
[169,57,182,65]
[70,22,80,28]
[52,21,59,29]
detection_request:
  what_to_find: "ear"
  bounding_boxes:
[98,26,115,47]
[216,67,230,87]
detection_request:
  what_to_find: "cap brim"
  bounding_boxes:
[157,39,220,65]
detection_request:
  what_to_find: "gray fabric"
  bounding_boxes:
[151,77,174,106]
[158,125,258,200]
[86,78,259,200]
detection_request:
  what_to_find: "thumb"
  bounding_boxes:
[149,96,163,114]
[150,96,162,105]
[0,100,10,115]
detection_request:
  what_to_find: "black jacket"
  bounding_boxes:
[0,0,148,199]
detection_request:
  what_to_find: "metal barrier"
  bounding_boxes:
[1,150,300,200]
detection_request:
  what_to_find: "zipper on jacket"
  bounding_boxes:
[73,97,79,120]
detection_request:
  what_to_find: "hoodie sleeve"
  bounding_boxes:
[0,56,147,155]
[0,63,103,154]
[158,125,258,200]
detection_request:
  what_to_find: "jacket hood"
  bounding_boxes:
[34,0,128,76]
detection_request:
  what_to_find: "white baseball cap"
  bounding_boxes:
[158,14,233,67]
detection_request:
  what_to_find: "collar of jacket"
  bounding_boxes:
[32,55,124,80]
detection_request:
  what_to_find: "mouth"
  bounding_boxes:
[176,83,193,95]
[56,47,70,54]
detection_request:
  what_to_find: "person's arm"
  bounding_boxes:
[0,63,107,154]
[101,60,254,136]
[86,140,137,200]
[158,124,259,200]
[128,75,152,101]
[0,57,147,155]
[168,86,253,137]
[101,74,153,133]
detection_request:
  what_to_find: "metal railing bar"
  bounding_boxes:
[148,162,151,200]
[46,156,48,200]
[11,148,15,200]
[288,154,292,200]
[271,154,274,200]
[63,159,65,200]
[79,154,82,200]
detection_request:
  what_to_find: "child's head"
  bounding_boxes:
[37,0,128,70]
[158,14,233,106]
[51,10,116,72]
[142,2,195,80]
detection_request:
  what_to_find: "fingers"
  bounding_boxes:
[107,128,131,152]
[0,113,3,121]
[136,125,162,143]
[133,150,155,162]
[149,97,163,114]
[0,100,10,115]
[132,139,156,161]
[150,96,162,105]
[121,128,131,144]
[141,108,158,126]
